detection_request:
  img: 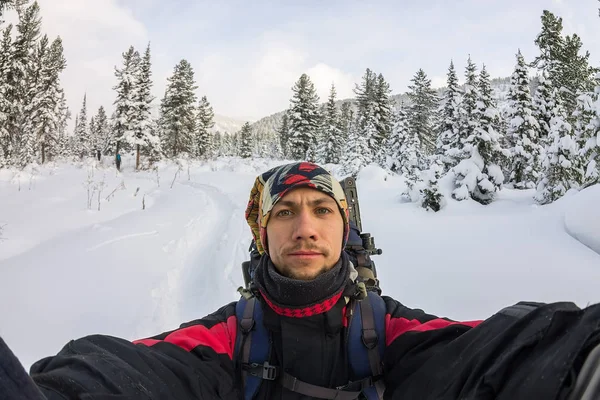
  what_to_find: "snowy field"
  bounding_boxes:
[1,157,599,370]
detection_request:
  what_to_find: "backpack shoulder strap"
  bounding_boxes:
[235,296,277,400]
[347,291,387,399]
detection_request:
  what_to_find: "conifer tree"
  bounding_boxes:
[437,60,462,171]
[338,101,353,144]
[372,73,394,164]
[74,94,88,158]
[532,71,555,143]
[573,89,600,186]
[341,117,371,178]
[453,64,505,204]
[53,90,70,159]
[322,83,342,164]
[90,106,110,156]
[131,43,156,169]
[287,73,320,160]
[239,122,253,158]
[30,35,66,163]
[407,68,438,154]
[9,1,41,165]
[159,59,198,157]
[456,56,479,154]
[352,69,376,162]
[276,112,290,158]
[113,45,139,156]
[535,102,582,204]
[532,10,598,115]
[0,25,13,165]
[386,105,423,174]
[195,95,215,159]
[506,50,542,189]
[420,159,445,212]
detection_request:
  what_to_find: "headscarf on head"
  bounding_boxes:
[244,162,350,255]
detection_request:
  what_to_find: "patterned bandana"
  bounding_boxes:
[245,162,350,255]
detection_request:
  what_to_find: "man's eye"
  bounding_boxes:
[316,208,332,214]
[276,210,292,217]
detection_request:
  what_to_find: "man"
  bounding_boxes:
[1,161,600,399]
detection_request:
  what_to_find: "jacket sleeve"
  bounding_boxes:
[24,302,240,400]
[382,296,600,400]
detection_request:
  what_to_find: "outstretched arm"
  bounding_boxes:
[3,302,240,400]
[383,297,600,400]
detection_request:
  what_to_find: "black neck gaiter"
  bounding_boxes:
[254,252,349,310]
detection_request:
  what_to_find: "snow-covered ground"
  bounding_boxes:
[1,157,599,370]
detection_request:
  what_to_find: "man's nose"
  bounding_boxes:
[293,210,318,240]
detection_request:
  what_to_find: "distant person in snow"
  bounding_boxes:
[115,152,121,171]
[96,149,101,161]
[1,161,600,400]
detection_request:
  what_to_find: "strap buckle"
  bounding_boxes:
[244,362,279,380]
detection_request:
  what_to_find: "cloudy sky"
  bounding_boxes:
[6,0,600,123]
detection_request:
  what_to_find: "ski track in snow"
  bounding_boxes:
[141,179,250,337]
[87,231,159,251]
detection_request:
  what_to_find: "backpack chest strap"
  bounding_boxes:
[235,293,386,400]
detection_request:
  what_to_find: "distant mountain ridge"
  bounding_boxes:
[247,76,525,138]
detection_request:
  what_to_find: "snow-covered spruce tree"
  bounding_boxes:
[277,111,290,158]
[506,50,542,189]
[0,24,12,166]
[452,64,505,205]
[386,105,408,173]
[53,90,70,159]
[341,112,371,178]
[130,43,156,169]
[74,93,89,158]
[287,73,320,160]
[159,59,198,157]
[372,73,394,165]
[535,103,582,204]
[532,71,555,143]
[436,60,462,172]
[35,36,66,163]
[113,45,140,156]
[532,10,598,116]
[407,68,439,155]
[220,133,233,157]
[456,56,479,156]
[398,128,424,177]
[212,131,222,157]
[91,106,110,155]
[339,101,353,143]
[239,122,253,158]
[322,83,342,164]
[420,159,445,212]
[352,69,377,163]
[195,95,215,159]
[9,2,41,166]
[140,118,162,165]
[573,87,600,187]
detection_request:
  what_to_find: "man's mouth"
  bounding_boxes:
[288,251,322,258]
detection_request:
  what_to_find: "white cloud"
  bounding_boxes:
[306,63,356,102]
[32,0,148,126]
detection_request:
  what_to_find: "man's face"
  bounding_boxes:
[266,186,344,280]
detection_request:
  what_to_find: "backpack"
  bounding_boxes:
[234,289,386,400]
[235,177,386,399]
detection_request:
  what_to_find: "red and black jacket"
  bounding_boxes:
[4,295,600,399]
